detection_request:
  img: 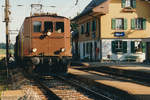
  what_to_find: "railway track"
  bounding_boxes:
[32,73,113,100]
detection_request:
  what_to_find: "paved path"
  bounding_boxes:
[69,68,150,100]
[73,62,150,74]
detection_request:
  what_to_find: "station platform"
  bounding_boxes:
[71,61,150,75]
[68,64,150,100]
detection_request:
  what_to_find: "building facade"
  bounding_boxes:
[73,0,150,62]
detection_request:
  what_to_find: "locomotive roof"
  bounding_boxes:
[25,14,68,19]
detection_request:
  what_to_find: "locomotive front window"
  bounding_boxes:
[33,21,42,32]
[55,22,64,33]
[44,21,53,32]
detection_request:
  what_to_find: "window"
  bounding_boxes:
[112,18,127,30]
[125,0,131,7]
[115,41,123,52]
[33,21,42,32]
[116,19,124,30]
[81,24,85,34]
[131,18,146,30]
[122,0,136,8]
[131,41,146,53]
[83,43,85,56]
[86,43,90,54]
[112,41,127,53]
[44,21,53,32]
[92,20,96,32]
[55,22,64,33]
[86,22,90,33]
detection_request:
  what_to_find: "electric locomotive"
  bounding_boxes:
[15,13,72,73]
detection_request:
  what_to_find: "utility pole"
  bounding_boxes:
[5,0,10,67]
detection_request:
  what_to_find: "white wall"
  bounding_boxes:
[79,40,100,60]
[102,39,146,62]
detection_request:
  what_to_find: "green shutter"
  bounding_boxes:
[123,41,127,53]
[131,41,135,53]
[112,41,116,53]
[124,19,127,30]
[132,0,136,8]
[112,18,116,30]
[122,0,125,8]
[142,42,146,53]
[143,18,146,30]
[131,19,135,30]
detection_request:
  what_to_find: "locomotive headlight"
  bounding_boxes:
[47,32,52,36]
[61,48,65,52]
[32,48,37,53]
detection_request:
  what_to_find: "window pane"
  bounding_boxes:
[116,19,123,30]
[33,21,41,32]
[92,20,96,31]
[125,0,131,7]
[115,41,123,52]
[81,25,84,34]
[135,18,143,29]
[44,21,53,32]
[55,22,64,33]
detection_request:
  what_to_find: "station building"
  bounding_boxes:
[72,0,150,62]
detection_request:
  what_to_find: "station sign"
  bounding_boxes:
[114,32,125,37]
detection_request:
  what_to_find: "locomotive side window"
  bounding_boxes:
[44,21,53,32]
[33,21,42,32]
[55,22,64,33]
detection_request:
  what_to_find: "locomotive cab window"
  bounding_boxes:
[44,21,53,32]
[55,22,64,33]
[33,21,42,32]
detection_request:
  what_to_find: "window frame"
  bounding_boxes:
[55,22,65,33]
[115,18,124,30]
[44,21,53,33]
[122,0,136,8]
[112,41,127,54]
[112,18,126,30]
[33,21,42,33]
[92,20,96,32]
[135,18,143,30]
[81,24,85,34]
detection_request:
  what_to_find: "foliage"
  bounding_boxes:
[0,43,14,49]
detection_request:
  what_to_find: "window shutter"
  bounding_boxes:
[131,19,135,30]
[124,19,127,30]
[123,41,127,53]
[122,0,125,8]
[132,0,136,8]
[111,41,116,54]
[111,19,116,30]
[131,41,135,53]
[143,18,146,30]
[142,42,146,53]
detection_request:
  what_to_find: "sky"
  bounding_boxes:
[0,0,92,43]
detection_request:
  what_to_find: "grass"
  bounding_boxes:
[0,49,6,55]
[0,49,14,55]
[0,49,14,60]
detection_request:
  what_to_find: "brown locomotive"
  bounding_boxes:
[14,13,72,73]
